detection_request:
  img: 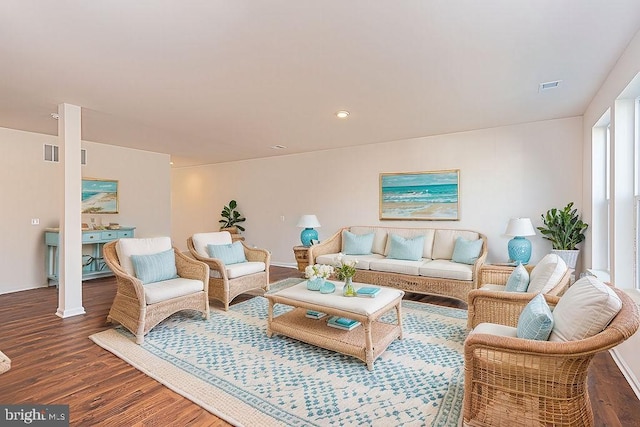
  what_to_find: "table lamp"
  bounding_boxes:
[297,215,321,246]
[504,217,536,264]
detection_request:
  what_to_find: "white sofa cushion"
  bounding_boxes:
[349,227,389,255]
[368,258,424,276]
[116,237,173,277]
[192,231,233,257]
[471,322,518,338]
[143,277,204,304]
[419,259,474,281]
[527,254,567,294]
[223,261,266,279]
[432,230,480,260]
[549,276,622,342]
[315,253,383,270]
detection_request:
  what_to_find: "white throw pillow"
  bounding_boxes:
[527,254,567,294]
[549,276,622,342]
[116,237,173,277]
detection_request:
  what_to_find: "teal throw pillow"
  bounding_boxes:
[342,231,375,255]
[516,293,554,340]
[451,236,483,264]
[207,241,247,265]
[130,249,178,285]
[505,263,530,292]
[387,234,425,261]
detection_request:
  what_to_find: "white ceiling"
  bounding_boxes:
[1,1,639,167]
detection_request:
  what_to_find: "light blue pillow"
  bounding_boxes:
[516,293,554,340]
[207,241,247,265]
[387,234,425,261]
[451,237,483,264]
[505,263,530,292]
[342,231,375,255]
[130,249,178,285]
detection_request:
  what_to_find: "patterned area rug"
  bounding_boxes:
[90,279,468,426]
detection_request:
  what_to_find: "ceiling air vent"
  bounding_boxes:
[538,80,562,92]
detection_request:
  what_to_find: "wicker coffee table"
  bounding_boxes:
[265,280,404,370]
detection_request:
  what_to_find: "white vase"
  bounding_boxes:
[551,249,579,269]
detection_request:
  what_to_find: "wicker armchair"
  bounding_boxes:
[103,240,210,344]
[463,287,639,427]
[478,263,571,297]
[187,232,270,311]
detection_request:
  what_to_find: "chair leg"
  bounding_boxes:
[135,334,144,344]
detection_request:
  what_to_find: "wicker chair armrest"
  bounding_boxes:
[241,243,271,265]
[469,234,489,289]
[309,228,345,264]
[174,248,209,285]
[467,290,560,329]
[102,241,146,305]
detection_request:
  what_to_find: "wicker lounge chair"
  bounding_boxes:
[187,231,270,310]
[103,239,210,344]
[463,286,639,426]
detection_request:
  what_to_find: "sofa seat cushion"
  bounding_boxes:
[419,259,473,281]
[368,258,425,276]
[315,253,383,270]
[210,261,266,279]
[480,284,507,292]
[144,278,205,305]
[471,322,518,338]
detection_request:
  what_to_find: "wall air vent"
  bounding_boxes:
[44,144,59,162]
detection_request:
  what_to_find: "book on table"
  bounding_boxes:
[327,316,361,331]
[305,310,327,319]
[356,286,381,297]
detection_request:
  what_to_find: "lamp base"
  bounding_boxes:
[508,236,532,265]
[300,228,318,247]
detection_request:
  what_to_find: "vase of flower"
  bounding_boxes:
[305,264,334,291]
[342,276,356,297]
[334,253,358,297]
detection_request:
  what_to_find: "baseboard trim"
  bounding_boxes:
[271,261,297,269]
[610,348,640,401]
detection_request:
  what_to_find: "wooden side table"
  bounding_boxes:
[293,245,310,272]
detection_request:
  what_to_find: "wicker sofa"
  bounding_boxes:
[308,226,488,303]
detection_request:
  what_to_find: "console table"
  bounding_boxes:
[45,227,135,285]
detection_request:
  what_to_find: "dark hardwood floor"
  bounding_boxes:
[0,266,638,426]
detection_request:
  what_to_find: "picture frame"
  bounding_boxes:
[379,169,460,220]
[82,178,119,214]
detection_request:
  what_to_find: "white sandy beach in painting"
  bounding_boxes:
[381,201,458,219]
[82,192,117,213]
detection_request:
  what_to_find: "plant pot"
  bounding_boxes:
[551,249,579,269]
[220,226,238,234]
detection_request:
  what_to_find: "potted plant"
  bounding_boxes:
[537,202,588,269]
[219,200,246,234]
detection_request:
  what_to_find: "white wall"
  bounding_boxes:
[172,117,584,269]
[0,126,172,294]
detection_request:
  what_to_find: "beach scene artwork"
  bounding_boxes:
[380,170,459,220]
[82,178,118,214]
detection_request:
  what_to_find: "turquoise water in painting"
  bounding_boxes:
[381,183,458,204]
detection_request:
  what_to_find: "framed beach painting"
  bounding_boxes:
[82,178,119,214]
[379,169,460,220]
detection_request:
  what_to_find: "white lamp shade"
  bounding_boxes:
[505,218,535,237]
[297,214,321,228]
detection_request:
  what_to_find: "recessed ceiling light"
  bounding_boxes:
[270,145,287,150]
[335,110,350,119]
[538,80,562,92]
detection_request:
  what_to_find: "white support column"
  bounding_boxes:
[56,103,86,318]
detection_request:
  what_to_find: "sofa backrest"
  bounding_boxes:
[347,226,481,260]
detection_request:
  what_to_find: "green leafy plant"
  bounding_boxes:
[219,200,246,232]
[537,202,588,250]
